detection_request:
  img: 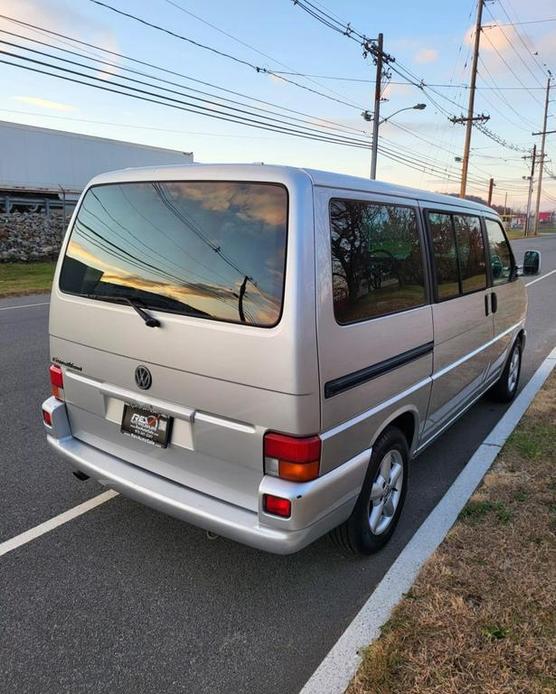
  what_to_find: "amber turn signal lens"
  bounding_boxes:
[49,364,64,400]
[278,460,320,482]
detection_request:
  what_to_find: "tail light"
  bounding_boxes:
[42,409,52,427]
[263,494,292,518]
[264,432,321,482]
[49,364,64,400]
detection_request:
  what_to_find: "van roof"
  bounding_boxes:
[87,163,495,215]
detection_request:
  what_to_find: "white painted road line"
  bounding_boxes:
[0,490,119,558]
[300,345,556,694]
[525,268,556,287]
[0,301,50,311]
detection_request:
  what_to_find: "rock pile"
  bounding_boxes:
[0,211,66,262]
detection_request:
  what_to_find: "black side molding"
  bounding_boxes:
[324,341,434,399]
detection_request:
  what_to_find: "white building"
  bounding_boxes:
[0,120,193,198]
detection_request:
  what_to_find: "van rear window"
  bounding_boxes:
[59,181,288,327]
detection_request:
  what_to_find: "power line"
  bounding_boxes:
[0,56,478,189]
[495,0,552,78]
[477,56,538,130]
[0,48,479,187]
[484,17,556,27]
[161,0,360,106]
[0,14,365,136]
[0,52,372,149]
[271,73,549,90]
[291,0,532,182]
[0,109,296,139]
[483,4,546,94]
[0,32,367,138]
[474,122,530,153]
[478,26,544,106]
[88,0,365,110]
[387,120,495,180]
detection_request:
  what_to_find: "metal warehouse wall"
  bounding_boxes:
[0,121,193,195]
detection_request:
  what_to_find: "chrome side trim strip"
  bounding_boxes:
[321,321,523,440]
[66,370,195,421]
[432,321,522,381]
[414,371,501,454]
[321,377,431,440]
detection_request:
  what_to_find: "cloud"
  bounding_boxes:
[167,182,288,227]
[414,48,439,64]
[465,18,556,79]
[381,82,414,99]
[0,0,120,75]
[11,96,77,112]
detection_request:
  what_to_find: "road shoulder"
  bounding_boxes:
[349,370,556,693]
[301,347,556,694]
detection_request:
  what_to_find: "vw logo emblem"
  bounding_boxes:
[135,365,152,390]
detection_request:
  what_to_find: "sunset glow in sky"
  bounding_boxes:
[1,0,555,210]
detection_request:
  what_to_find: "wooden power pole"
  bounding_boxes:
[524,144,537,237]
[533,76,552,235]
[487,177,495,206]
[370,33,384,181]
[459,0,484,198]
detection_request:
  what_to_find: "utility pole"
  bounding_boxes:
[532,75,552,235]
[370,33,384,180]
[487,177,495,206]
[523,144,536,237]
[460,0,484,198]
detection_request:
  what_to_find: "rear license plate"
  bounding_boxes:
[120,404,172,448]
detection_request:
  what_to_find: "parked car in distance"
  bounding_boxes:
[42,164,538,554]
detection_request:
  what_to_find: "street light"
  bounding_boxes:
[379,103,426,125]
[362,103,427,179]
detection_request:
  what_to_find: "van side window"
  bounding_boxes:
[428,212,460,300]
[428,211,487,299]
[330,199,426,324]
[484,219,513,285]
[453,215,487,293]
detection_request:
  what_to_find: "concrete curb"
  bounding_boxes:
[300,346,556,694]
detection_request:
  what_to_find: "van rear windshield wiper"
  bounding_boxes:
[85,293,161,328]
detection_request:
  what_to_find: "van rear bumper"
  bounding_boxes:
[43,397,369,554]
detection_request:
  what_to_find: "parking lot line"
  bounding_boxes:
[0,489,119,558]
[0,301,50,311]
[525,268,556,287]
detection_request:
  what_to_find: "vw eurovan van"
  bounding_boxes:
[42,164,533,554]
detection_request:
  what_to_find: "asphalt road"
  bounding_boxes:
[1,235,555,694]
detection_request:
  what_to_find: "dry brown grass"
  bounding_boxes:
[349,373,556,694]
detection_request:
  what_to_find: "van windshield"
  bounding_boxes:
[59,181,288,327]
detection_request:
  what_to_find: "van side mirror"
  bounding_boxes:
[523,250,541,276]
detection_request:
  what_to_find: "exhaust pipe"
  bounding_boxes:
[72,470,90,481]
[206,530,219,541]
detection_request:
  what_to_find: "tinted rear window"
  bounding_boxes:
[59,181,288,327]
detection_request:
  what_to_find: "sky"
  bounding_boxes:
[1,0,555,210]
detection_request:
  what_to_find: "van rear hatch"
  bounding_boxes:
[49,173,319,512]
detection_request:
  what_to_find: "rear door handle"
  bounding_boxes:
[491,292,498,314]
[484,294,490,316]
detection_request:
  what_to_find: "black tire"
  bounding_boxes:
[488,338,522,403]
[330,426,409,555]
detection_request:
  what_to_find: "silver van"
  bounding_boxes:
[42,164,535,555]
